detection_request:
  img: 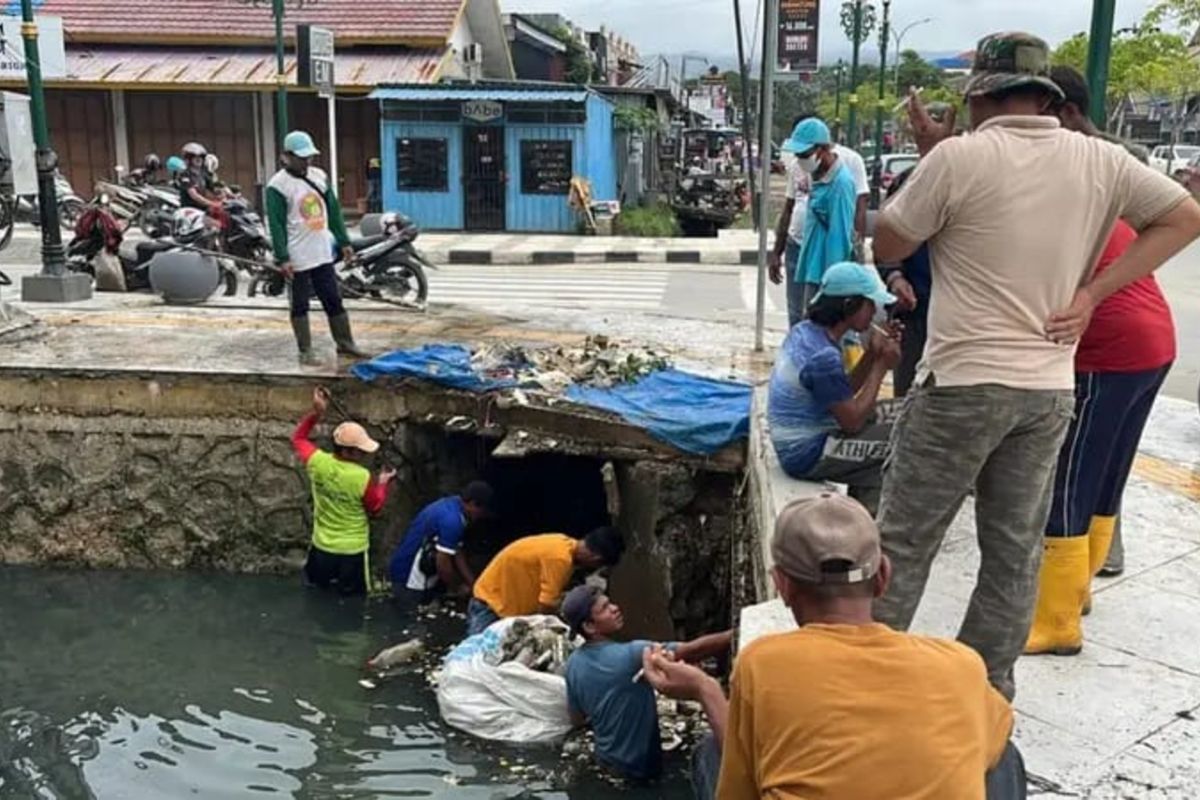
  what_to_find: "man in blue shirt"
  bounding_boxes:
[561,585,731,782]
[768,262,901,514]
[389,481,493,609]
[781,118,859,317]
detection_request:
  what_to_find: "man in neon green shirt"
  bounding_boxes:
[292,387,394,596]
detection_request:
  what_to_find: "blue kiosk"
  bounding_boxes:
[370,83,617,233]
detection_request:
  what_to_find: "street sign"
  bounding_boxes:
[778,0,820,73]
[0,16,66,81]
[297,24,335,98]
[463,100,503,123]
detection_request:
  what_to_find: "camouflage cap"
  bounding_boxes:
[963,32,1066,101]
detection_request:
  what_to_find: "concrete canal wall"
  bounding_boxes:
[0,368,746,639]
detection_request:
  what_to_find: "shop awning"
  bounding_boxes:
[17,46,445,91]
[370,84,590,103]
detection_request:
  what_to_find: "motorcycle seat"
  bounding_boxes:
[350,234,387,251]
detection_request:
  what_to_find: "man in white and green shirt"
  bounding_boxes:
[267,130,366,364]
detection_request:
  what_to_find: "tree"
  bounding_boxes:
[1145,0,1200,30]
[894,50,945,93]
[1051,27,1200,123]
[553,27,596,85]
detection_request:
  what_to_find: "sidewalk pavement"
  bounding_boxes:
[0,226,772,267]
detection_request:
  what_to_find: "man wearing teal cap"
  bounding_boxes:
[767,262,901,514]
[771,119,858,321]
[267,130,367,365]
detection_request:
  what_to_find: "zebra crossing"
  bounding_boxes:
[430,265,672,311]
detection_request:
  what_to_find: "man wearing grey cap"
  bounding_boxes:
[871,32,1200,699]
[641,494,1025,799]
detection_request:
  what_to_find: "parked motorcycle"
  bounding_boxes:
[247,212,434,306]
[0,170,85,242]
[66,195,168,291]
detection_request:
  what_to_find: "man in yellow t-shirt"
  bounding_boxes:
[466,528,625,636]
[641,494,1026,800]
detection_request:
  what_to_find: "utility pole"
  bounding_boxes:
[892,17,933,97]
[754,0,780,353]
[1086,0,1116,130]
[871,0,891,209]
[841,1,877,149]
[19,0,91,302]
[732,0,759,228]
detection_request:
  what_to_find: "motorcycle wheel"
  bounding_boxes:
[58,198,84,232]
[0,197,13,253]
[221,264,238,297]
[379,257,429,305]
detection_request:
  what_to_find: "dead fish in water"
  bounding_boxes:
[362,638,426,684]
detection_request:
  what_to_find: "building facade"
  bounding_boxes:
[6,0,513,208]
[374,83,616,232]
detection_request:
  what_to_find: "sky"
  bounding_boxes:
[503,0,1166,64]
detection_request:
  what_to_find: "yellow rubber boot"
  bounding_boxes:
[1082,515,1117,617]
[1024,536,1090,656]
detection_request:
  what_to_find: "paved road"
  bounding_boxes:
[2,238,1197,402]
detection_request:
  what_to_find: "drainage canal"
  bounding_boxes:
[0,370,747,797]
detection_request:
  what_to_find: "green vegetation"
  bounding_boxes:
[615,204,680,237]
[614,106,662,133]
[553,27,597,85]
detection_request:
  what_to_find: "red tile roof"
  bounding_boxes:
[27,45,445,89]
[37,0,465,46]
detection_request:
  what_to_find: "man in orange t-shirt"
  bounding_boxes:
[466,528,625,636]
[642,495,1026,800]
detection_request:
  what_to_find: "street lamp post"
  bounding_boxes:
[18,0,91,302]
[871,0,891,209]
[892,16,934,97]
[833,59,846,142]
[238,0,313,147]
[1086,0,1117,130]
[841,1,877,149]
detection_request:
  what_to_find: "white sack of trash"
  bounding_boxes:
[436,615,576,744]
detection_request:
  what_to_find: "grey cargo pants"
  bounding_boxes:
[873,382,1074,700]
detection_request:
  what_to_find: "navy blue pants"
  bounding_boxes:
[289,262,345,320]
[1046,365,1171,537]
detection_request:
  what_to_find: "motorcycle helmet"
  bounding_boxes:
[172,207,208,243]
[205,153,220,174]
[166,155,186,175]
[144,153,161,172]
[181,142,208,159]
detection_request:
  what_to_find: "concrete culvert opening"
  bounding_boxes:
[380,423,742,642]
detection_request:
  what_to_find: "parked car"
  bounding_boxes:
[869,153,920,193]
[1149,144,1200,176]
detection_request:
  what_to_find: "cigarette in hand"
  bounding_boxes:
[894,87,923,114]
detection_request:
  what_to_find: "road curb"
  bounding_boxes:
[431,248,751,266]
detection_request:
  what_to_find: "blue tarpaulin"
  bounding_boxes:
[351,345,751,455]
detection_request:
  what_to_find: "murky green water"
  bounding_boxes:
[0,568,692,799]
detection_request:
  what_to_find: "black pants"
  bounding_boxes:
[290,262,345,320]
[303,546,367,596]
[893,309,928,398]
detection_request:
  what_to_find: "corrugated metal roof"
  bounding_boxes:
[371,85,590,102]
[34,0,463,45]
[36,46,444,89]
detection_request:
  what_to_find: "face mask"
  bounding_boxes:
[797,153,821,174]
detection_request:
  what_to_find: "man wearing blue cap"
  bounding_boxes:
[267,130,366,366]
[768,262,901,514]
[770,118,859,323]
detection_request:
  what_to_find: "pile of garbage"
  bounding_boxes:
[487,616,575,675]
[470,336,671,393]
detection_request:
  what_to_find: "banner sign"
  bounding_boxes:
[298,25,335,97]
[778,0,820,73]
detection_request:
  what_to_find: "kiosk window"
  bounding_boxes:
[520,140,572,195]
[396,138,448,191]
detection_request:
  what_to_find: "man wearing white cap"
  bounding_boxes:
[292,387,395,596]
[267,130,367,365]
[641,494,1026,800]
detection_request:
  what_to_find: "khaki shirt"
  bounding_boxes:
[880,116,1188,390]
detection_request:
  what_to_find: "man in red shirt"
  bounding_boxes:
[1025,68,1177,655]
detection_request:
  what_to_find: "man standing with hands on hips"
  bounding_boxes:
[267,130,369,365]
